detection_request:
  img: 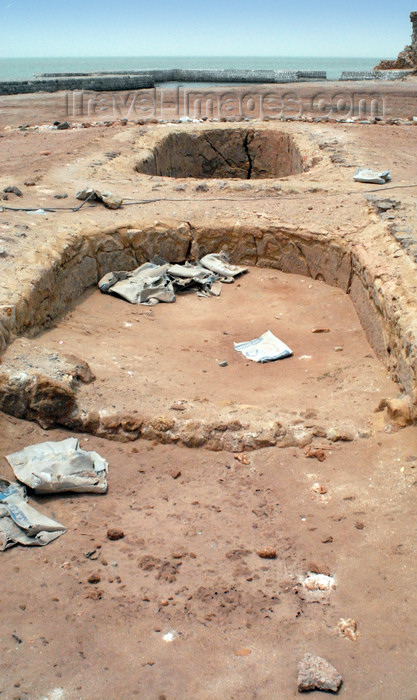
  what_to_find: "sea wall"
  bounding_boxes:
[0,74,154,96]
[1,66,413,96]
[339,70,413,80]
[0,69,329,95]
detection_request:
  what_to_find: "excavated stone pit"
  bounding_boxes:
[0,220,414,449]
[0,122,416,448]
[135,128,305,179]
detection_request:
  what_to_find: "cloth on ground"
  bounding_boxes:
[98,253,248,305]
[0,479,66,550]
[353,168,391,185]
[6,437,108,494]
[234,330,293,363]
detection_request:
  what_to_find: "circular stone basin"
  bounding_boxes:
[136,128,305,179]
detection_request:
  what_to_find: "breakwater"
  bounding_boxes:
[0,68,413,95]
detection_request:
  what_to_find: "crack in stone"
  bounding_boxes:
[243,131,253,179]
[202,133,243,174]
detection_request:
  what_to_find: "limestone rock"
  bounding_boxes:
[385,396,412,427]
[0,340,95,429]
[100,192,123,210]
[374,47,416,70]
[297,653,342,693]
[75,187,123,209]
[0,371,76,428]
[326,424,355,442]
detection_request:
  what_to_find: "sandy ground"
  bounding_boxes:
[1,416,417,699]
[0,84,417,699]
[1,79,417,127]
[31,267,396,437]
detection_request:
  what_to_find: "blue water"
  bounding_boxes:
[0,56,382,82]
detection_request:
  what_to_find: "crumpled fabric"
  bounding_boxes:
[0,479,66,550]
[6,437,108,494]
[98,253,248,305]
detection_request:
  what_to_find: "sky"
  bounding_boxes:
[1,0,415,57]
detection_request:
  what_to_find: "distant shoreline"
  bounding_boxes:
[0,56,384,82]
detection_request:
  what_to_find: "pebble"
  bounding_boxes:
[338,617,359,641]
[170,469,181,479]
[334,346,343,352]
[234,453,250,465]
[107,528,125,541]
[308,562,330,576]
[257,547,277,559]
[305,446,326,462]
[218,361,228,367]
[87,572,101,584]
[311,482,327,494]
[85,589,103,600]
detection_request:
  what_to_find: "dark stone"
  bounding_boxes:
[3,186,22,197]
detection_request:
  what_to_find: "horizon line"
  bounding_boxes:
[0,54,385,60]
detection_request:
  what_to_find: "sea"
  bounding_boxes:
[0,56,383,82]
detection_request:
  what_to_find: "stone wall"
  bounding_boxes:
[340,70,413,81]
[0,219,416,421]
[0,74,154,96]
[0,69,329,96]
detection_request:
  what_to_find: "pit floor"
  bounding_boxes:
[35,268,397,438]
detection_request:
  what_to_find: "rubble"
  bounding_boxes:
[75,187,123,209]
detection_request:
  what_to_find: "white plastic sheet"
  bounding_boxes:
[353,168,391,185]
[6,438,108,494]
[234,330,293,363]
